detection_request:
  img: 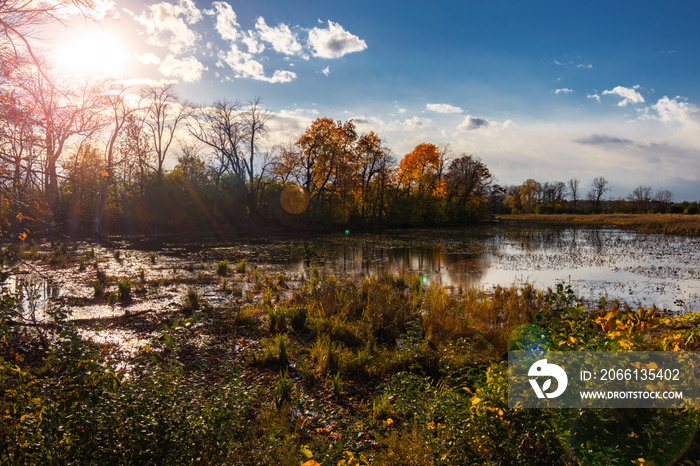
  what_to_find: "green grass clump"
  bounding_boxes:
[255,334,290,367]
[117,278,132,302]
[182,288,201,314]
[216,260,229,276]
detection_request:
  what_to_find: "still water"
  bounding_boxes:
[163,221,700,313]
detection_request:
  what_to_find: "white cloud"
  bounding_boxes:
[255,17,304,57]
[74,0,117,20]
[458,115,491,131]
[587,93,601,102]
[426,103,463,114]
[652,96,700,125]
[603,85,645,106]
[242,31,265,54]
[308,21,367,58]
[321,67,330,76]
[555,88,573,94]
[268,70,297,83]
[280,108,319,117]
[208,1,239,42]
[403,117,430,131]
[178,0,201,23]
[218,46,296,83]
[136,53,161,65]
[134,0,202,54]
[159,55,205,82]
[554,60,593,69]
[397,107,407,114]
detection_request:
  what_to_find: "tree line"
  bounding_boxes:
[0,59,497,238]
[501,177,698,215]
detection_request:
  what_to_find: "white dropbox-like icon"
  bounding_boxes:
[528,359,568,399]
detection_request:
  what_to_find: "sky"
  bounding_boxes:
[47,0,700,201]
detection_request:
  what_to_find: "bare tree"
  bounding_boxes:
[241,97,272,218]
[18,60,107,210]
[587,176,610,212]
[540,181,565,205]
[627,185,653,212]
[654,189,674,212]
[95,83,140,237]
[141,83,189,182]
[655,189,673,204]
[187,99,245,220]
[567,178,580,212]
[188,98,272,219]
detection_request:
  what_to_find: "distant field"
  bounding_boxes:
[497,213,700,235]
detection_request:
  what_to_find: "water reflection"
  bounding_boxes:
[267,225,700,312]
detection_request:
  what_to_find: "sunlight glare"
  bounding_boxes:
[54,30,131,78]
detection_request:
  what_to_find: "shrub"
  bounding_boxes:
[236,259,247,274]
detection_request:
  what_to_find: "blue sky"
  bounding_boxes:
[57,0,700,201]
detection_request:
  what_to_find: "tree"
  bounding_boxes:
[187,99,245,219]
[0,1,102,68]
[654,189,674,213]
[95,83,140,237]
[116,112,152,195]
[568,178,580,213]
[587,176,610,212]
[540,181,566,205]
[395,143,443,195]
[18,59,106,212]
[505,185,522,213]
[519,179,541,213]
[240,97,272,219]
[295,117,357,217]
[627,185,653,212]
[354,131,390,220]
[444,154,493,205]
[141,83,188,182]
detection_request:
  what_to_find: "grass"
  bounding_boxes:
[216,260,229,276]
[6,255,700,465]
[117,278,132,302]
[500,213,700,235]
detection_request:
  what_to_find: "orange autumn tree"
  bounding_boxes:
[390,143,447,225]
[290,117,358,219]
[395,143,444,195]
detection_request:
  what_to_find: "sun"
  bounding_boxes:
[53,29,131,78]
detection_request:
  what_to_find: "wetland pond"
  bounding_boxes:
[92,222,698,311]
[9,221,700,328]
